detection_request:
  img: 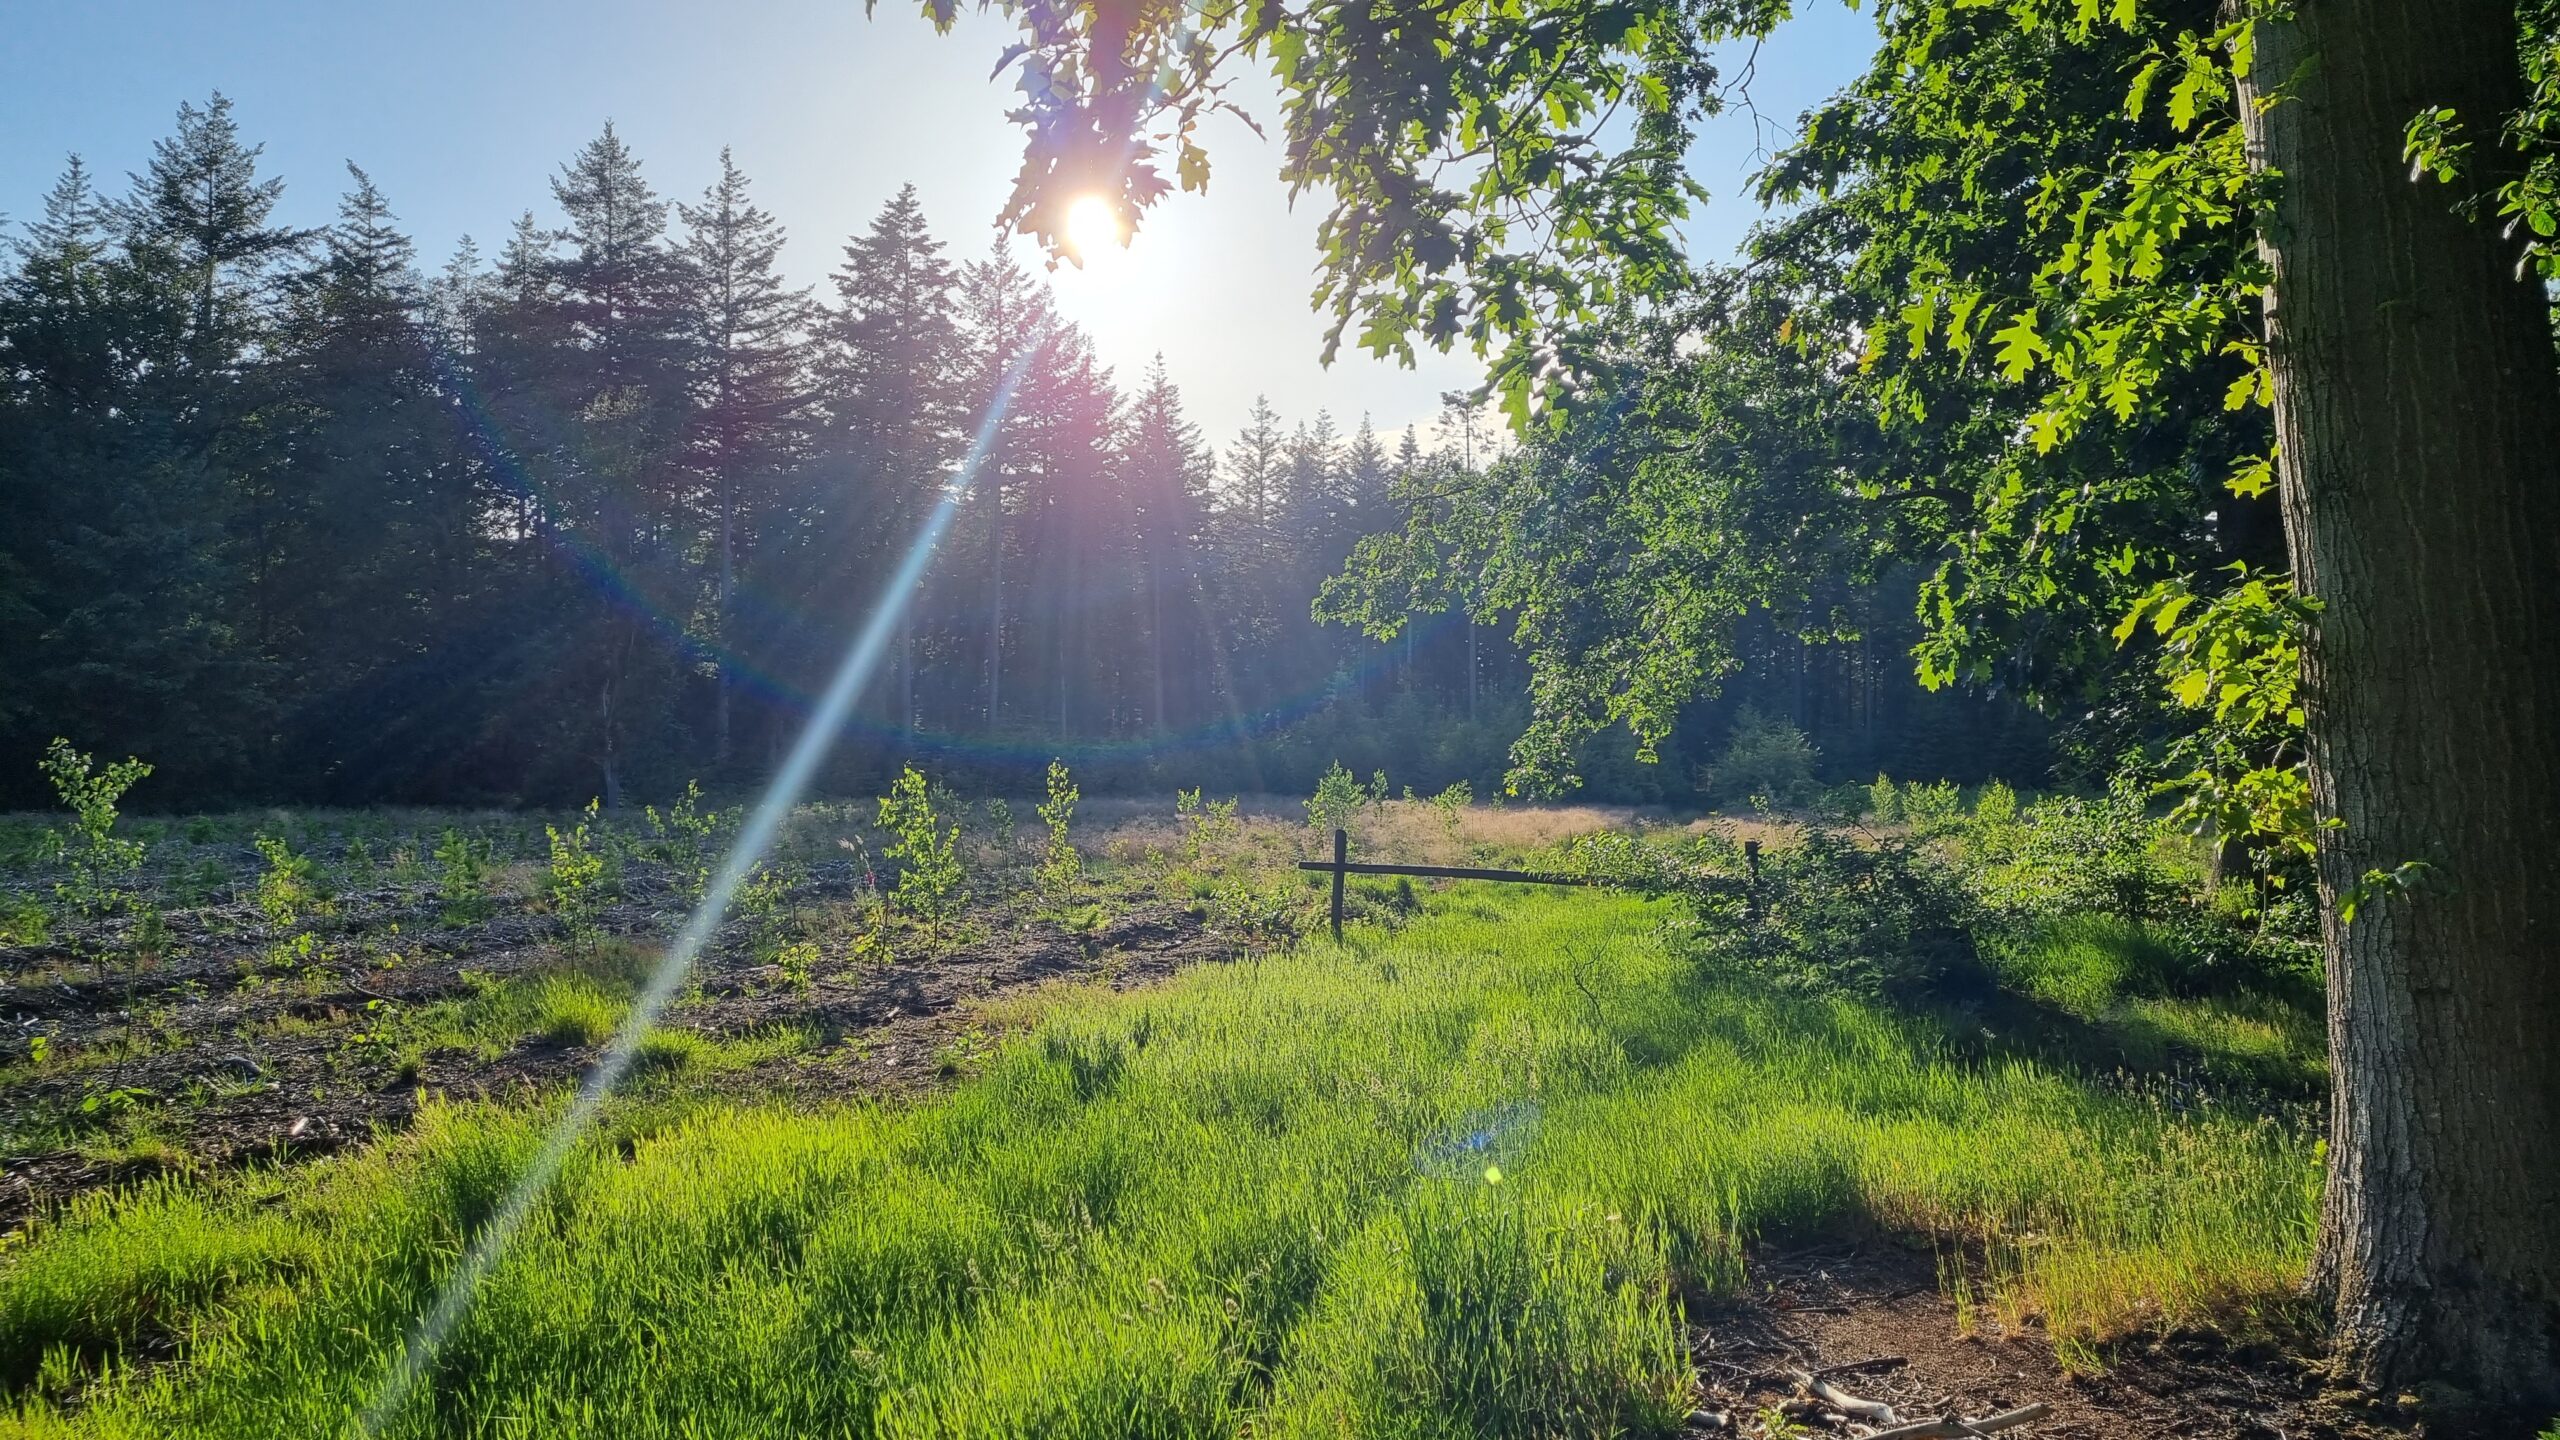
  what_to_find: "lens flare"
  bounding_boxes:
[1064,193,1124,263]
[355,330,1050,1437]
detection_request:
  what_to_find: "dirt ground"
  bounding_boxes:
[1,793,1757,1233]
[0,861,1242,1228]
[1682,1243,2490,1440]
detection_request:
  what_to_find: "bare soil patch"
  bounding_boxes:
[0,882,1236,1227]
[1685,1244,2490,1440]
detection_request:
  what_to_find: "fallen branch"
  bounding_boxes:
[1857,1402,2053,1439]
[1816,1355,1909,1380]
[1788,1367,1898,1425]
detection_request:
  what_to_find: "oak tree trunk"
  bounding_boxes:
[2237,0,2560,1406]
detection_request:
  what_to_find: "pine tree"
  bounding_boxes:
[1341,416,1387,519]
[544,123,693,805]
[426,234,489,355]
[1120,355,1213,733]
[1225,395,1285,554]
[267,166,480,795]
[473,212,570,544]
[1,147,258,790]
[550,122,685,398]
[116,93,311,680]
[954,245,1056,730]
[816,184,962,739]
[114,93,307,367]
[677,148,810,764]
[1006,324,1118,737]
[0,158,121,743]
[1392,426,1425,678]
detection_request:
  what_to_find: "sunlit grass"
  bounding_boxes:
[1984,912,2326,1090]
[0,889,2315,1436]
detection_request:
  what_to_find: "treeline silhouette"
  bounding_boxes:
[0,96,2042,809]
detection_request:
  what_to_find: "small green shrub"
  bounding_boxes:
[1568,825,1983,999]
[434,829,493,925]
[340,838,376,890]
[1900,779,1965,830]
[0,895,51,947]
[37,739,151,925]
[1307,761,1370,842]
[1868,773,1901,824]
[1178,788,1240,866]
[545,801,608,952]
[251,835,325,933]
[1038,759,1082,895]
[1430,781,1472,844]
[643,781,729,901]
[773,940,820,992]
[736,862,799,959]
[130,905,170,963]
[879,765,963,943]
[1703,706,1817,807]
[1973,779,2018,827]
[1965,780,2186,923]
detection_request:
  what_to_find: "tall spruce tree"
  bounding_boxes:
[954,245,1053,730]
[45,93,310,793]
[1006,324,1118,737]
[114,93,306,370]
[677,148,810,764]
[545,123,692,805]
[1120,355,1213,734]
[816,185,962,740]
[266,166,482,796]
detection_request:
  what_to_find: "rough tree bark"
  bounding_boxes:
[2237,0,2560,1407]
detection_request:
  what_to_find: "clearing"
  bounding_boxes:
[0,792,2391,1437]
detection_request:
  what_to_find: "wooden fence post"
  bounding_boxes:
[1330,827,1348,941]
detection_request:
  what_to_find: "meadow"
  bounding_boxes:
[0,771,2336,1437]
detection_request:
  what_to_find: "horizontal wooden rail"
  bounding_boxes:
[1300,828,1759,940]
[1292,860,1603,886]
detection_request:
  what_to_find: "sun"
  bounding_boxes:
[1063,194,1126,263]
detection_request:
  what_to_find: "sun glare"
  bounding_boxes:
[1064,194,1125,263]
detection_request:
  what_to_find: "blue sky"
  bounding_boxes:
[1,0,1879,444]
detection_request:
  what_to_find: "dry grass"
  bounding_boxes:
[1073,792,1790,869]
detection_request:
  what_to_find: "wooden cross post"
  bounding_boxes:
[1330,827,1348,941]
[1303,827,1613,943]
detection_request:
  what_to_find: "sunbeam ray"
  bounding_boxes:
[354,332,1049,1437]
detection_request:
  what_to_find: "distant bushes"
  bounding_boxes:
[1697,707,1817,808]
[1569,774,2318,1021]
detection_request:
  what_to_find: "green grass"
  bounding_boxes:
[1985,913,2326,1090]
[0,889,2316,1437]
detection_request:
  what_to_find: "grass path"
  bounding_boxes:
[0,889,2314,1438]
